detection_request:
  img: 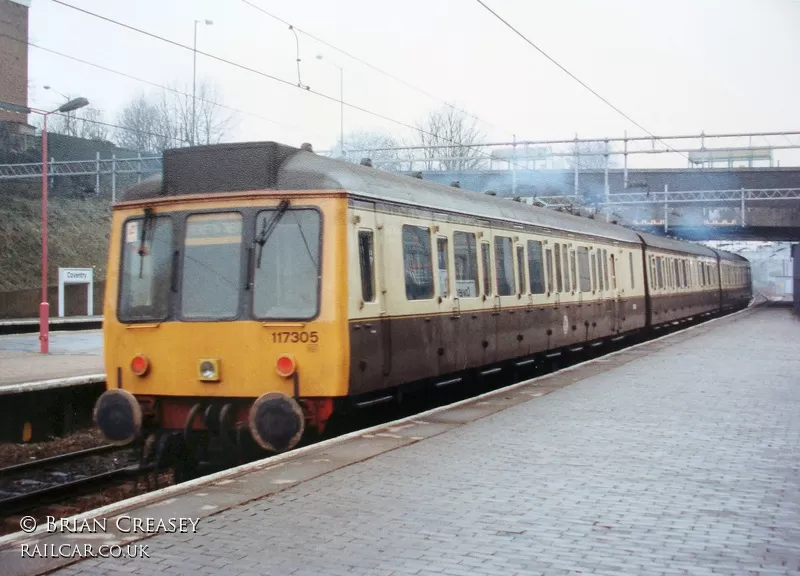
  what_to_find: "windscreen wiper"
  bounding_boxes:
[138,207,154,278]
[255,199,290,268]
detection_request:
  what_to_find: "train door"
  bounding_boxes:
[609,251,621,332]
[479,232,499,365]
[435,232,458,375]
[369,203,390,378]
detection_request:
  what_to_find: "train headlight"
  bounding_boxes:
[130,354,149,377]
[276,354,296,378]
[198,359,220,382]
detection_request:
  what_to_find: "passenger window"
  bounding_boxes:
[600,249,611,290]
[516,246,525,295]
[453,231,478,298]
[609,254,617,290]
[436,237,450,298]
[629,252,635,289]
[682,260,688,288]
[402,225,434,301]
[591,252,598,292]
[527,240,546,294]
[545,249,554,293]
[358,230,375,302]
[554,244,563,293]
[481,242,492,297]
[562,244,570,293]
[674,260,680,288]
[569,249,577,292]
[650,256,657,289]
[577,247,591,292]
[598,250,605,291]
[656,256,664,288]
[494,236,514,296]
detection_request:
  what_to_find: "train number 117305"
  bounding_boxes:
[271,331,319,344]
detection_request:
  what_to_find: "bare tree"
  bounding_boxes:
[115,79,234,154]
[411,105,486,171]
[32,107,110,142]
[566,140,617,169]
[330,130,401,168]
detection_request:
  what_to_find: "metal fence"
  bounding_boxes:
[0,153,162,201]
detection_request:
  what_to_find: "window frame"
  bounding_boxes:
[117,214,175,324]
[358,229,376,303]
[402,224,436,302]
[181,210,246,322]
[527,240,546,295]
[453,231,479,299]
[481,241,492,297]
[251,206,324,322]
[436,235,450,299]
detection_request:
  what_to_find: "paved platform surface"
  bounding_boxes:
[0,331,103,388]
[7,307,800,576]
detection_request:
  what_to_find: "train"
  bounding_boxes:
[92,141,752,473]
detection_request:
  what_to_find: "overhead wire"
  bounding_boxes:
[0,32,305,136]
[240,0,514,138]
[48,0,536,175]
[473,0,726,192]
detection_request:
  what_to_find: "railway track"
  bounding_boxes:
[0,445,139,517]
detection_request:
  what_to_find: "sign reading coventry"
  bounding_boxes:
[58,268,94,317]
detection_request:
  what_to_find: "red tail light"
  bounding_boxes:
[276,354,296,378]
[131,354,150,376]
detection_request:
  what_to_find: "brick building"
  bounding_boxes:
[0,0,35,152]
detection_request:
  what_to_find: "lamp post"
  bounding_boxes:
[40,97,89,353]
[316,54,344,156]
[192,19,213,146]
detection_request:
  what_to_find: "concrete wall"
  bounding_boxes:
[0,281,105,319]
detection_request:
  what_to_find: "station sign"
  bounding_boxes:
[58,267,94,317]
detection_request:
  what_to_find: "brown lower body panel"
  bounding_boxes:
[349,297,647,396]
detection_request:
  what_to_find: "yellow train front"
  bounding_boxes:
[94,142,349,469]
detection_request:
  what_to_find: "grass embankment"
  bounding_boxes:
[0,191,111,291]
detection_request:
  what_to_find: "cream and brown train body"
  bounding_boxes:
[93,142,751,466]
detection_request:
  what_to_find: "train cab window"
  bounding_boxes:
[119,216,173,322]
[358,231,375,302]
[553,244,564,293]
[516,246,525,295]
[481,242,492,297]
[494,236,514,296]
[591,252,598,292]
[545,249,554,293]
[436,237,450,298]
[182,212,243,320]
[454,231,479,298]
[402,225,434,301]
[569,250,577,292]
[609,254,617,290]
[527,240,546,294]
[629,252,635,289]
[253,209,321,320]
[577,247,591,292]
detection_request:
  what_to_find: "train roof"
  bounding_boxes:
[711,248,749,262]
[636,230,718,258]
[120,141,716,255]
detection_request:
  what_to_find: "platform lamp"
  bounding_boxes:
[0,97,90,353]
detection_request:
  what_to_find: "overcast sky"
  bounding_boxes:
[25,0,800,166]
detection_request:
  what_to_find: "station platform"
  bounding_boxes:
[3,306,799,576]
[0,330,104,392]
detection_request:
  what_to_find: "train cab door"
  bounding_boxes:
[359,202,390,380]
